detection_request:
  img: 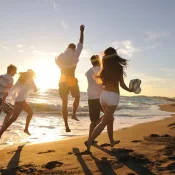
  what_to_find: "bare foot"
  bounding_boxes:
[110,140,120,147]
[24,130,31,136]
[84,141,91,152]
[66,126,71,132]
[71,116,79,121]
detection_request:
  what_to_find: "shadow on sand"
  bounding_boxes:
[73,147,118,175]
[93,144,155,175]
[0,144,26,175]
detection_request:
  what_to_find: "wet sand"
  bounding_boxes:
[0,104,174,175]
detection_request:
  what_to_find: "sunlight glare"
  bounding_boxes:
[33,58,60,89]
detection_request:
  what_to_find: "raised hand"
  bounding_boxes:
[80,25,85,32]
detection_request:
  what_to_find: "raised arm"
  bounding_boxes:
[120,74,133,92]
[79,25,85,44]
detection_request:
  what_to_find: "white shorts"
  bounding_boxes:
[100,91,120,106]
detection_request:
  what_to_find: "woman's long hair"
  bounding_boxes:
[100,47,128,85]
[18,70,35,84]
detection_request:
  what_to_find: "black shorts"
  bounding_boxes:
[59,82,80,98]
[0,98,13,115]
[88,99,103,122]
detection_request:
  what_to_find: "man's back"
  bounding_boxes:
[86,66,103,100]
[54,24,85,132]
[0,74,13,98]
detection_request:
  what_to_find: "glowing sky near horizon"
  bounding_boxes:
[0,0,175,97]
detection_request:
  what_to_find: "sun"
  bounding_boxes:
[33,59,60,89]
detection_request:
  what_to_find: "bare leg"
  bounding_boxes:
[0,102,23,138]
[85,106,117,151]
[89,122,96,139]
[61,96,70,132]
[71,95,80,121]
[107,118,120,147]
[0,111,13,132]
[88,120,100,139]
[23,102,33,136]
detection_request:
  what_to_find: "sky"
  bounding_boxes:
[0,0,175,97]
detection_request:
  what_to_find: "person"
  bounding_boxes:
[85,47,133,152]
[0,69,37,138]
[0,64,17,129]
[85,55,103,140]
[55,25,85,132]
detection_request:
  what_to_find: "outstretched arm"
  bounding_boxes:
[120,74,133,92]
[79,25,85,44]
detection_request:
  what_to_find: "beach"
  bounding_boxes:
[0,103,174,175]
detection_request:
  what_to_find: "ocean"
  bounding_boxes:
[0,89,174,150]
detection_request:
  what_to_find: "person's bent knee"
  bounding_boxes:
[75,95,80,100]
[74,95,80,102]
[102,116,114,124]
[28,111,33,117]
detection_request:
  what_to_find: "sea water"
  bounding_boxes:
[0,89,174,150]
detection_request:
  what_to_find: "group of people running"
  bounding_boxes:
[0,25,133,152]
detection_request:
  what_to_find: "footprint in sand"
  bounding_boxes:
[168,122,175,129]
[68,152,73,155]
[131,140,143,143]
[38,150,55,154]
[43,161,63,169]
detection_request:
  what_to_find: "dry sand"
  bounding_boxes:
[0,104,174,175]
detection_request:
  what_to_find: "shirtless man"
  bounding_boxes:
[55,25,85,132]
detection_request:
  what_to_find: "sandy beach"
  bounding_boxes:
[0,104,174,175]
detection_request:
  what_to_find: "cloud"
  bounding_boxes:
[112,40,139,57]
[0,46,7,50]
[112,39,162,58]
[18,50,24,53]
[17,44,23,48]
[80,49,92,58]
[32,50,46,56]
[147,43,161,49]
[132,72,174,84]
[142,42,161,51]
[160,68,175,72]
[50,0,58,12]
[51,52,58,56]
[61,20,69,30]
[145,32,169,40]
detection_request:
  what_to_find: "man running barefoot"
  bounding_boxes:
[0,65,17,130]
[55,25,85,132]
[85,55,103,140]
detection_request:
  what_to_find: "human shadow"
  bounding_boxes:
[0,144,25,175]
[90,154,117,175]
[72,147,93,175]
[72,147,117,175]
[93,144,155,175]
